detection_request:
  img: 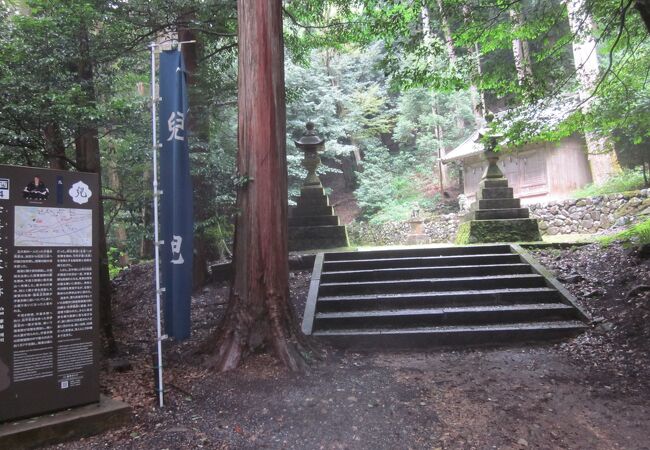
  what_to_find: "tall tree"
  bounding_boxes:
[509,5,534,89]
[209,0,306,371]
[566,0,621,184]
[74,17,116,354]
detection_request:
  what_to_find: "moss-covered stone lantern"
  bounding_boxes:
[455,115,542,244]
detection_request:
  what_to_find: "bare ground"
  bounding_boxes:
[50,243,650,450]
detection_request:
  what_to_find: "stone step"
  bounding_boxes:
[478,187,514,200]
[288,225,349,251]
[297,196,329,208]
[474,208,529,220]
[311,320,588,347]
[323,253,522,271]
[318,274,547,296]
[316,287,561,312]
[313,303,578,330]
[291,205,335,217]
[480,179,509,189]
[477,198,521,210]
[320,263,531,283]
[302,245,589,347]
[300,186,326,198]
[324,244,512,261]
[289,215,339,227]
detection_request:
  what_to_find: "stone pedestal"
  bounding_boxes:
[288,186,349,251]
[456,176,541,244]
[405,218,429,245]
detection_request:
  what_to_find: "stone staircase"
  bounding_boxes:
[302,244,589,347]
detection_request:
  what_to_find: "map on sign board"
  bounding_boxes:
[14,206,92,247]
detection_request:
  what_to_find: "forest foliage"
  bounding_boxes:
[0,0,648,261]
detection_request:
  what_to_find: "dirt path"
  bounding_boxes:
[51,244,650,449]
[54,347,650,449]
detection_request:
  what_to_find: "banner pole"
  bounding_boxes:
[150,42,165,408]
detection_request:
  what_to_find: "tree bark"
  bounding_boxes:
[509,7,534,88]
[461,5,486,123]
[43,122,68,170]
[209,0,306,372]
[566,0,621,184]
[433,0,457,66]
[75,24,117,356]
[636,0,650,33]
[106,142,128,264]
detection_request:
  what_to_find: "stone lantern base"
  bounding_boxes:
[455,178,542,244]
[405,218,429,245]
[288,186,349,251]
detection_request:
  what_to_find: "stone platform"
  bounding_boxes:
[456,178,541,244]
[0,396,131,449]
[289,186,349,251]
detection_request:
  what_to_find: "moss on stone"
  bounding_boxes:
[455,219,542,244]
[455,222,472,245]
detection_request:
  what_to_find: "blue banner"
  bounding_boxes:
[159,50,193,340]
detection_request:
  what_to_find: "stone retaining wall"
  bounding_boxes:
[348,189,649,245]
[348,214,461,246]
[529,189,649,235]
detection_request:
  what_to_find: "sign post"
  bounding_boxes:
[158,48,193,342]
[0,165,100,423]
[149,40,194,408]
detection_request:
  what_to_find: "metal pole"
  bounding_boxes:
[150,42,164,408]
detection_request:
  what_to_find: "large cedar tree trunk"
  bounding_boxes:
[209,0,306,371]
[636,1,650,32]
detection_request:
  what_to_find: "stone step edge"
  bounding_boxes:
[323,253,520,267]
[312,320,588,336]
[322,263,530,276]
[317,287,557,302]
[315,303,574,319]
[324,244,514,261]
[319,273,544,287]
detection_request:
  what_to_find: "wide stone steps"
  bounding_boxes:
[319,274,548,296]
[325,244,512,260]
[302,244,589,347]
[320,263,532,283]
[314,304,576,329]
[316,287,561,311]
[311,321,588,347]
[322,253,522,270]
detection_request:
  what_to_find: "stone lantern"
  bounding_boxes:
[294,122,325,188]
[454,116,541,244]
[478,114,505,181]
[288,121,349,251]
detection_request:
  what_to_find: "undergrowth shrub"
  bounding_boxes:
[599,217,650,246]
[573,169,647,197]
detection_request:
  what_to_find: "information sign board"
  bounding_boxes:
[0,165,100,422]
